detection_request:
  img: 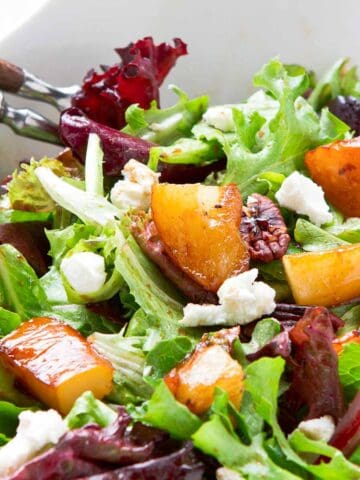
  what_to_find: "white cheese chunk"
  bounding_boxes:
[110,159,159,210]
[298,415,335,443]
[61,251,107,295]
[217,467,245,480]
[275,171,332,226]
[203,105,235,132]
[0,409,68,477]
[181,268,276,327]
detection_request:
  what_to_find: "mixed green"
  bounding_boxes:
[0,38,359,480]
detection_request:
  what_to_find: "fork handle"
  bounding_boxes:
[0,59,80,111]
[0,59,24,93]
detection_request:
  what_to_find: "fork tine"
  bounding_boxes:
[0,92,62,145]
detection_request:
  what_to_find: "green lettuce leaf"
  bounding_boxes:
[0,308,21,336]
[325,217,360,243]
[245,357,304,468]
[145,336,193,379]
[139,381,202,440]
[59,227,123,304]
[294,218,349,251]
[222,59,349,198]
[338,343,360,401]
[192,416,301,480]
[84,133,104,196]
[0,209,52,224]
[289,430,360,479]
[46,223,98,267]
[240,318,281,356]
[148,138,222,171]
[0,401,29,441]
[89,329,152,404]
[308,58,360,111]
[40,267,68,305]
[66,391,117,429]
[113,221,184,340]
[0,244,49,320]
[35,167,120,226]
[123,85,208,145]
[50,303,118,336]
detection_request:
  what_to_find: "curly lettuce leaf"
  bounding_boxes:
[46,224,97,267]
[35,167,119,226]
[222,59,349,198]
[308,58,360,111]
[89,329,152,404]
[113,220,184,340]
[66,391,117,429]
[59,227,123,304]
[123,85,208,145]
[148,137,222,171]
[8,158,72,212]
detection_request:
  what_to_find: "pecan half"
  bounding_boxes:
[240,193,290,263]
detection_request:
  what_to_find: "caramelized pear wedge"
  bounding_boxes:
[165,327,244,415]
[0,317,114,414]
[305,137,360,217]
[282,244,360,306]
[151,183,249,292]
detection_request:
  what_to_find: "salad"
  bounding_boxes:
[0,37,359,480]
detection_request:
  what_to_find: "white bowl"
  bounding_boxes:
[1,0,360,175]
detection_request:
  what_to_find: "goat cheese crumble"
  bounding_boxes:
[203,105,235,132]
[110,159,159,210]
[61,251,107,295]
[216,467,245,480]
[180,268,276,327]
[0,409,68,477]
[298,415,335,443]
[275,171,332,226]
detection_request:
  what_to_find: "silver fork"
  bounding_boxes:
[0,58,81,144]
[0,91,61,144]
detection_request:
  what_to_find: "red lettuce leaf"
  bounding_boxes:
[8,409,206,480]
[59,107,152,176]
[71,37,187,129]
[286,306,345,422]
[60,108,226,183]
[0,222,50,276]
